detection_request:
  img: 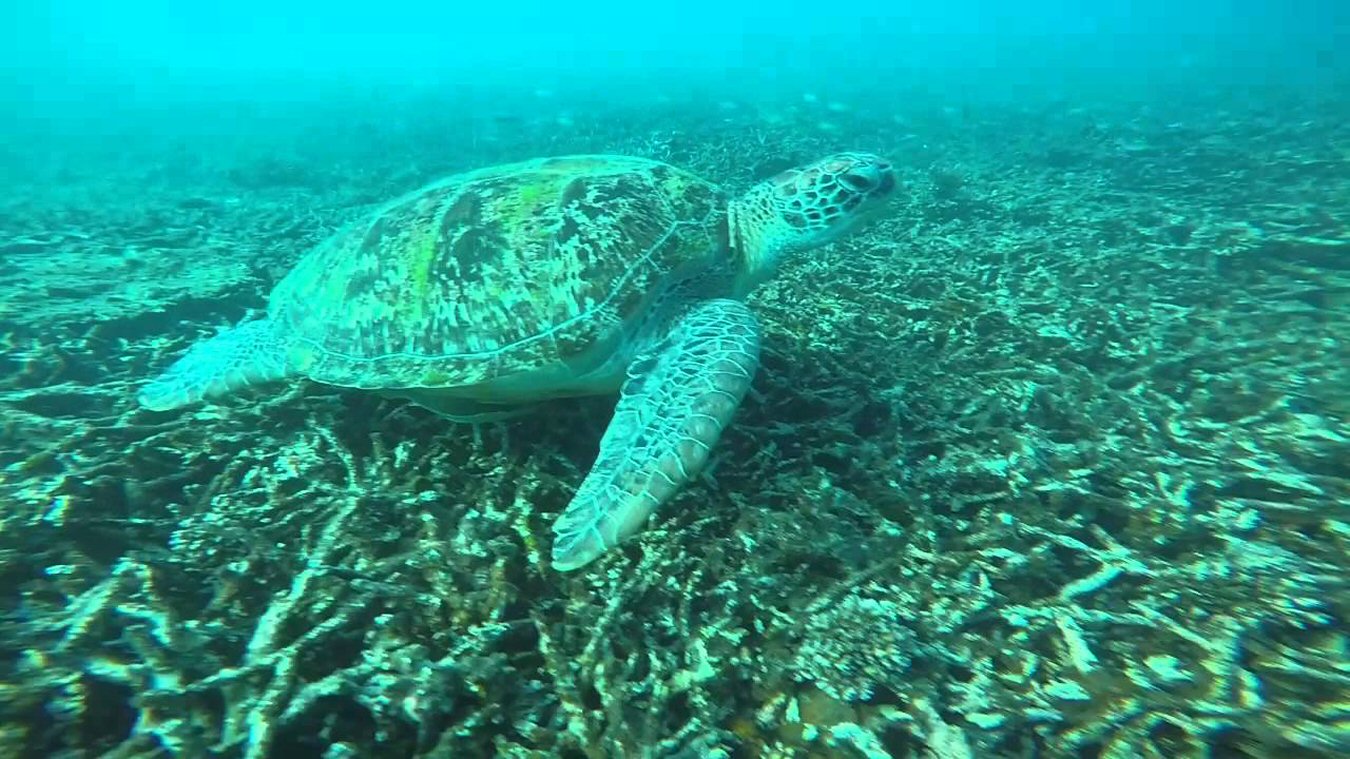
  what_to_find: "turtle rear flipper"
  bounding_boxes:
[551,299,761,571]
[138,319,291,411]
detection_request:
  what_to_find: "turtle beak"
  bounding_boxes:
[830,154,897,207]
[875,164,897,196]
[840,160,896,197]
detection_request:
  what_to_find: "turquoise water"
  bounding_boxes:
[2,2,1348,757]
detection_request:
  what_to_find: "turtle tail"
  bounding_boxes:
[138,319,291,411]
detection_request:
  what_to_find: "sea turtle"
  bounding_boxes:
[139,152,896,570]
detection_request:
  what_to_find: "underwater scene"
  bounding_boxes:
[1,1,1348,757]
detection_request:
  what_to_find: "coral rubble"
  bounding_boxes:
[2,89,1347,758]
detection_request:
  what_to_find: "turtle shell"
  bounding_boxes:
[269,155,727,390]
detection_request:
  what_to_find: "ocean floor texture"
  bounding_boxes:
[1,89,1348,758]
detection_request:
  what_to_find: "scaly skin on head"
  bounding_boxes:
[729,152,897,293]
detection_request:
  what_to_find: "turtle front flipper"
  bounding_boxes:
[551,299,761,571]
[138,319,291,411]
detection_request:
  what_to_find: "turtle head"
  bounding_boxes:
[730,152,896,288]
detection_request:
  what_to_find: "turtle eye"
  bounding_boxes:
[839,172,875,192]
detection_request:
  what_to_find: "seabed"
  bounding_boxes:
[1,88,1347,758]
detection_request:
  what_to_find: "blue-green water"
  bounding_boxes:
[2,2,1348,757]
